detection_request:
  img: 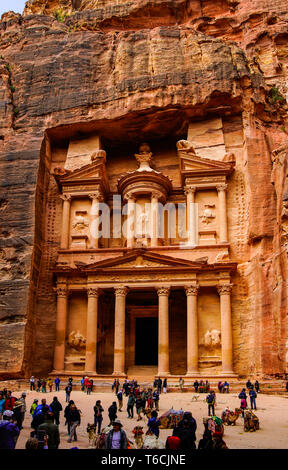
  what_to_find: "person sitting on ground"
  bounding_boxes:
[0,410,20,449]
[38,412,60,449]
[108,401,117,425]
[105,420,127,449]
[147,410,161,437]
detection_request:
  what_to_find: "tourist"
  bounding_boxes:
[222,381,229,393]
[147,388,153,409]
[12,399,23,431]
[30,399,38,417]
[193,380,199,393]
[68,376,73,388]
[55,376,60,392]
[163,378,167,394]
[255,380,260,393]
[47,378,53,392]
[105,420,127,449]
[286,380,288,393]
[38,412,60,449]
[147,410,161,437]
[67,404,81,443]
[84,376,89,392]
[41,379,47,393]
[25,435,49,449]
[172,412,197,450]
[127,392,135,419]
[0,392,5,419]
[117,389,123,412]
[249,388,257,410]
[115,379,120,395]
[86,379,93,395]
[152,389,159,411]
[198,418,213,450]
[246,379,253,390]
[80,376,85,392]
[2,388,8,399]
[136,395,144,421]
[49,397,63,425]
[217,381,223,393]
[179,377,184,392]
[157,377,162,394]
[108,401,117,425]
[123,380,129,397]
[5,391,16,411]
[64,400,74,435]
[29,376,35,391]
[65,383,72,403]
[19,392,27,428]
[205,380,210,392]
[206,391,215,416]
[0,410,20,449]
[36,378,42,393]
[94,400,104,434]
[153,378,158,389]
[141,388,148,409]
[31,399,51,437]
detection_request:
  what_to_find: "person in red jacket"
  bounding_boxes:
[5,391,16,411]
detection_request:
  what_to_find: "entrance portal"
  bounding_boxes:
[135,317,158,365]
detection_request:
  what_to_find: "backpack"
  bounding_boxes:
[207,394,214,404]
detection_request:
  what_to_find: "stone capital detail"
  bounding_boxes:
[87,287,99,298]
[115,287,128,297]
[124,192,136,203]
[217,284,233,295]
[216,183,228,192]
[56,286,68,297]
[157,287,170,296]
[184,186,196,196]
[89,191,103,202]
[60,194,72,202]
[185,285,199,296]
[151,191,162,200]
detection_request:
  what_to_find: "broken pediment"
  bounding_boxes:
[179,151,235,177]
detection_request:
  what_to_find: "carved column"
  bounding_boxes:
[60,194,71,249]
[53,286,69,371]
[157,287,170,376]
[216,184,228,243]
[89,192,103,249]
[151,192,159,247]
[113,287,128,376]
[217,284,233,373]
[185,186,196,246]
[126,194,135,249]
[85,288,99,373]
[185,285,199,375]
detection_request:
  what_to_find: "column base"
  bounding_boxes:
[219,371,237,377]
[157,372,170,377]
[112,371,127,377]
[186,371,200,377]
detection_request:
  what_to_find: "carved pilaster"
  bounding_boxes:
[89,191,104,202]
[56,286,68,297]
[184,186,196,196]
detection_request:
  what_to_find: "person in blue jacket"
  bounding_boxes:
[249,388,257,410]
[147,410,161,437]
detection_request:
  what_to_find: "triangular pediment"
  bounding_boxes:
[81,249,207,271]
[58,159,106,182]
[179,151,235,175]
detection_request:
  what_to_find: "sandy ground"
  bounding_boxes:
[12,388,288,449]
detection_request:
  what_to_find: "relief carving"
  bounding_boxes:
[176,140,196,153]
[203,329,221,348]
[67,330,86,351]
[71,211,89,235]
[200,204,216,224]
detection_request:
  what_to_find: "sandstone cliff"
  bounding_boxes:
[0,0,288,378]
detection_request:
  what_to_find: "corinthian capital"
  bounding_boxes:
[184,285,199,296]
[89,191,103,202]
[217,284,233,295]
[56,286,68,297]
[115,287,128,297]
[157,287,170,296]
[184,186,196,196]
[87,287,99,298]
[216,184,228,192]
[60,194,71,202]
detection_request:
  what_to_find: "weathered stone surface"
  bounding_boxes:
[0,0,288,378]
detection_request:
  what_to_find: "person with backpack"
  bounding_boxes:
[127,392,135,419]
[152,389,160,411]
[94,400,104,434]
[206,391,215,416]
[249,388,257,410]
[117,389,123,412]
[0,410,20,449]
[147,410,161,437]
[49,397,63,425]
[65,383,72,403]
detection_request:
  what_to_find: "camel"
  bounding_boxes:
[244,410,260,432]
[132,426,144,449]
[221,408,242,426]
[142,433,165,449]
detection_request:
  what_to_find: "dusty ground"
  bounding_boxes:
[11,387,288,449]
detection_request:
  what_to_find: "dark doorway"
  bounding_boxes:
[135,317,158,365]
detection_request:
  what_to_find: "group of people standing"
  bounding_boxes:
[29,376,61,393]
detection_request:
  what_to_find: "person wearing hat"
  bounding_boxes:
[0,410,20,449]
[12,400,23,431]
[19,392,27,427]
[105,420,128,449]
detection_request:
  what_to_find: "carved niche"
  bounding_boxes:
[67,330,86,352]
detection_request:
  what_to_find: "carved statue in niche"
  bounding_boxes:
[71,211,89,235]
[200,204,216,224]
[67,330,86,351]
[204,329,221,349]
[176,140,196,153]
